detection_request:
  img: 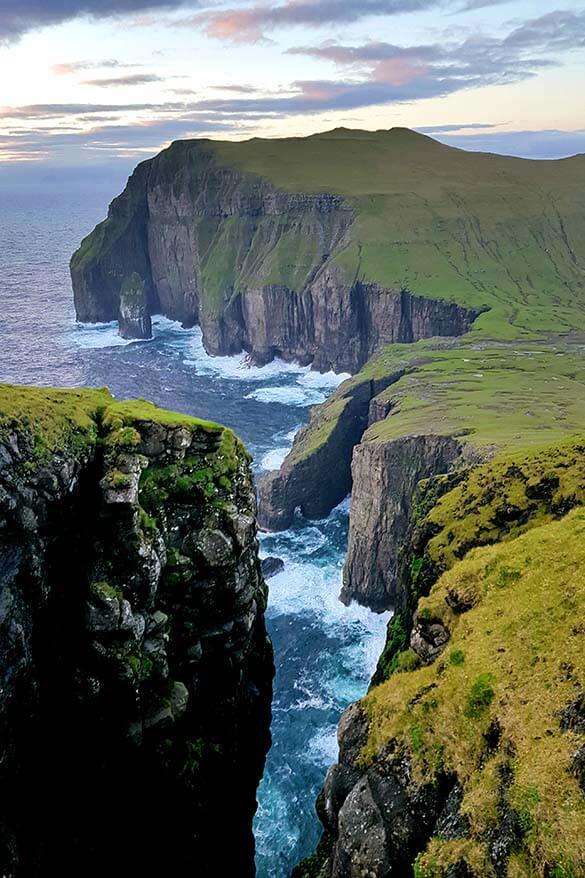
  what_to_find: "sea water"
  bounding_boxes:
[0,179,389,876]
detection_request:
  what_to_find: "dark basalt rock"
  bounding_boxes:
[0,396,273,877]
[560,691,585,734]
[342,435,465,612]
[118,272,152,340]
[323,707,457,878]
[410,612,450,664]
[258,371,406,532]
[262,555,285,579]
[571,746,585,792]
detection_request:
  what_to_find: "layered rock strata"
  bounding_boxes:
[71,142,480,372]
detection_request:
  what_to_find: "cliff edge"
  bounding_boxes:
[295,439,585,877]
[71,127,585,369]
[0,385,273,876]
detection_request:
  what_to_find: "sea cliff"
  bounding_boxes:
[0,385,273,876]
[71,136,482,371]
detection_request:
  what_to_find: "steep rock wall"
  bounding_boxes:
[258,369,407,531]
[0,388,273,877]
[71,142,480,371]
[341,435,465,612]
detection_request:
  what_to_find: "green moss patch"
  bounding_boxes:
[0,384,112,459]
[423,436,585,574]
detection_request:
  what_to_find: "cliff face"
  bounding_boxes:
[71,141,480,369]
[341,435,465,611]
[0,387,273,877]
[258,368,407,531]
[295,443,585,878]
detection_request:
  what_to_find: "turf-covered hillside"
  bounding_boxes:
[204,128,585,338]
[71,128,585,367]
[283,339,585,467]
[295,438,585,878]
[363,506,585,877]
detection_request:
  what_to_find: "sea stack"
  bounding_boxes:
[118,272,152,340]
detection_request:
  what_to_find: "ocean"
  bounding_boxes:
[0,178,389,876]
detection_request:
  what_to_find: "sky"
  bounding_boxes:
[0,0,584,173]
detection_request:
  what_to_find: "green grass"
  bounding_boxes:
[362,508,585,876]
[0,384,112,458]
[284,337,585,469]
[211,128,585,339]
[103,398,224,435]
[0,385,238,466]
[361,341,585,450]
[421,436,585,574]
[74,127,585,339]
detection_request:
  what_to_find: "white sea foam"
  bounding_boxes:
[308,726,340,766]
[297,369,350,390]
[182,328,352,396]
[67,314,186,350]
[264,556,388,643]
[68,320,140,349]
[245,386,328,406]
[260,447,290,471]
[183,327,310,381]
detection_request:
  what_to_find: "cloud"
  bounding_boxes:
[81,73,166,87]
[0,108,248,166]
[2,7,584,166]
[0,1,198,42]
[237,9,584,115]
[194,0,436,43]
[51,59,143,75]
[191,0,509,44]
[416,122,500,133]
[210,84,261,93]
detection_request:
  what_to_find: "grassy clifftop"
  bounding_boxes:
[282,339,585,472]
[363,506,585,876]
[73,128,585,340]
[212,127,585,339]
[0,384,234,463]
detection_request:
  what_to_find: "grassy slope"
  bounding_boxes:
[284,338,585,465]
[363,342,585,450]
[0,385,230,459]
[213,128,585,339]
[362,506,585,877]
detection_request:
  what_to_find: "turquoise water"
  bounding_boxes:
[0,181,389,876]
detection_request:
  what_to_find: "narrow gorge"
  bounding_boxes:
[5,127,584,876]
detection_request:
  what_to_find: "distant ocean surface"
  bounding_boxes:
[0,179,389,876]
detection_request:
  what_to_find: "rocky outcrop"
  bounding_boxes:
[71,141,481,372]
[0,387,273,876]
[309,705,460,878]
[118,271,152,339]
[341,435,464,611]
[261,556,285,579]
[258,369,407,530]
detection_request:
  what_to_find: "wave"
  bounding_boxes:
[260,447,291,471]
[308,726,340,766]
[183,328,311,382]
[245,385,328,407]
[66,315,188,350]
[67,320,143,349]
